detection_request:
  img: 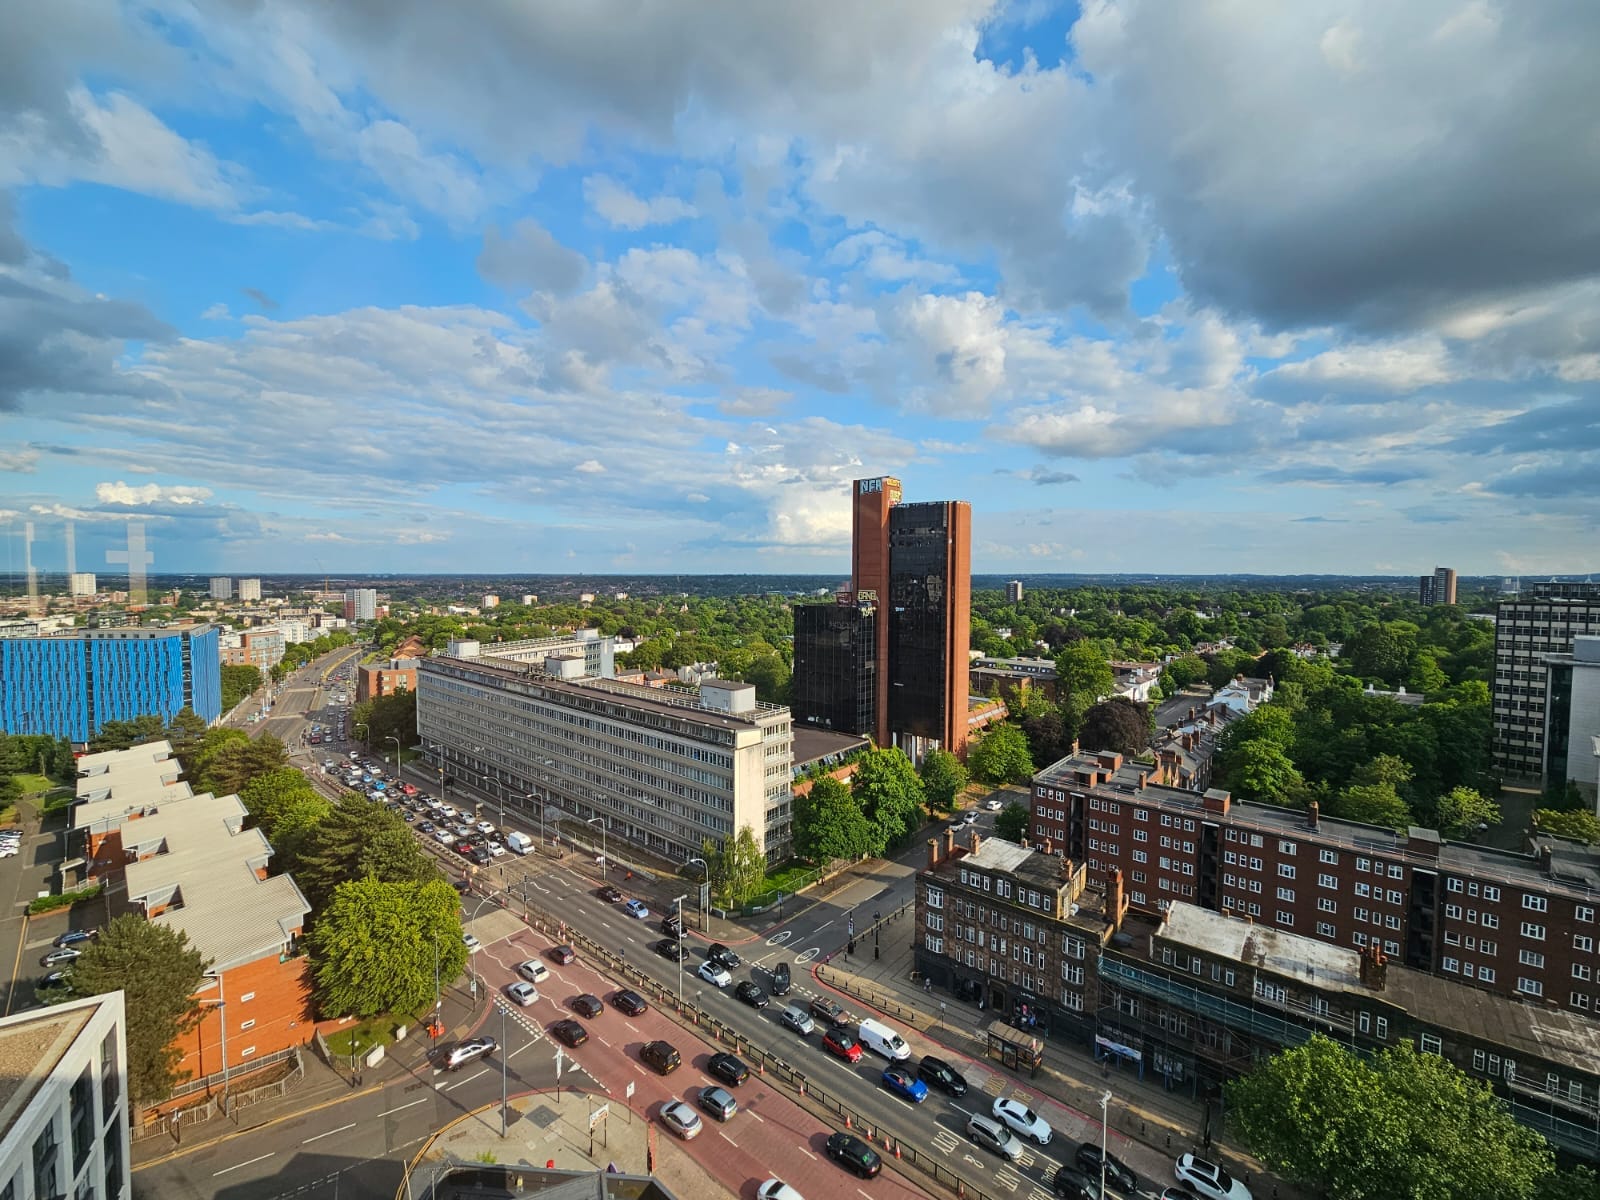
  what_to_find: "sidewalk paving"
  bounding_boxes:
[814,915,1316,1200]
[406,1087,732,1200]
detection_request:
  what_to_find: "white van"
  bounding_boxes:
[856,1017,911,1062]
[504,831,533,855]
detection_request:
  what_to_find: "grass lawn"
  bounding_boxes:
[761,863,817,895]
[324,1012,424,1056]
[14,774,56,797]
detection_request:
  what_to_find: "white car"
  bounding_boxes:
[505,981,538,1006]
[463,933,481,952]
[1175,1154,1253,1200]
[517,959,550,984]
[476,820,495,835]
[991,1096,1052,1145]
[697,961,733,988]
[435,830,456,845]
[757,1181,804,1200]
[984,798,1003,811]
[487,842,507,857]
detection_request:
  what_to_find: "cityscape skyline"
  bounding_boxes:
[3,5,1597,577]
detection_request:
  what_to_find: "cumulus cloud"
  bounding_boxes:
[583,176,696,229]
[95,481,213,506]
[478,218,587,295]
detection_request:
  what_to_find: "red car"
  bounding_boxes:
[822,1028,863,1063]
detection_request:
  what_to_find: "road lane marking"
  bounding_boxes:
[719,1131,738,1146]
[389,1098,429,1114]
[302,1122,356,1144]
[597,1036,612,1047]
[813,921,833,933]
[213,1152,275,1176]
[797,1147,816,1160]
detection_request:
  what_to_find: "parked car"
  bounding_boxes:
[53,929,97,949]
[475,820,495,835]
[696,1085,738,1122]
[445,1035,496,1070]
[992,1096,1053,1145]
[612,990,648,1016]
[707,1051,749,1086]
[40,948,82,967]
[659,1100,702,1140]
[518,959,550,984]
[462,933,480,952]
[984,797,1004,811]
[598,886,624,903]
[825,1132,882,1179]
[505,982,538,1006]
[1076,1142,1137,1193]
[734,981,769,1009]
[571,994,603,1018]
[640,1040,680,1075]
[881,1067,929,1104]
[822,1028,863,1063]
[624,899,650,920]
[548,945,576,965]
[550,1019,588,1048]
[697,961,732,988]
[1174,1154,1253,1200]
[917,1055,968,1096]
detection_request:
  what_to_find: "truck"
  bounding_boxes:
[504,831,533,855]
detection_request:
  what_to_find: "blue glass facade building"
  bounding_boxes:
[0,626,221,743]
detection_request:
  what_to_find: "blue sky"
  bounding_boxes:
[1,1,1597,577]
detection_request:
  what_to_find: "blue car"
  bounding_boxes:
[624,899,650,920]
[881,1067,928,1104]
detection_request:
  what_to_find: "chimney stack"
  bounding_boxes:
[928,838,941,869]
[969,831,982,856]
[944,826,956,859]
[1308,801,1320,831]
[1202,788,1232,815]
[1020,836,1030,850]
[1042,837,1054,856]
[1107,868,1125,926]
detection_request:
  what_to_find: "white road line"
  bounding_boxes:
[389,1097,430,1114]
[950,1103,974,1117]
[746,1110,765,1123]
[719,1131,738,1146]
[212,1153,275,1177]
[797,1147,816,1160]
[858,1191,872,1200]
[625,1021,640,1033]
[597,1036,612,1047]
[302,1122,356,1144]
[813,920,833,933]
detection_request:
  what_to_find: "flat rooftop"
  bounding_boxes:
[792,725,868,768]
[0,1000,97,1133]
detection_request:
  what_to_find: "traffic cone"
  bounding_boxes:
[844,1114,852,1129]
[894,1142,902,1159]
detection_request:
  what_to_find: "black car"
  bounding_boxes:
[654,938,688,962]
[825,1132,882,1179]
[571,994,604,1018]
[641,1040,680,1074]
[734,981,769,1009]
[550,1019,588,1047]
[916,1055,968,1097]
[1074,1143,1137,1193]
[598,886,624,903]
[612,989,648,1016]
[770,961,791,996]
[1052,1166,1103,1200]
[706,943,740,969]
[706,1051,749,1087]
[468,846,491,865]
[659,914,684,936]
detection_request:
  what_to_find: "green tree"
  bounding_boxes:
[707,825,766,908]
[1165,654,1209,690]
[164,707,210,755]
[180,728,289,797]
[1076,699,1150,756]
[349,688,418,754]
[792,775,878,862]
[1227,1035,1553,1200]
[65,914,209,1109]
[1331,782,1412,829]
[1342,622,1412,685]
[919,749,969,816]
[87,714,168,753]
[851,747,926,852]
[1019,708,1074,768]
[240,767,322,829]
[1534,808,1600,844]
[294,795,436,912]
[308,878,468,1019]
[967,723,1035,785]
[993,801,1029,844]
[1431,786,1500,839]
[1055,643,1114,706]
[1535,1166,1600,1200]
[1226,740,1307,807]
[219,663,263,712]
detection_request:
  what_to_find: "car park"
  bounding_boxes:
[53,929,97,948]
[659,1101,702,1140]
[550,1019,588,1048]
[549,945,576,964]
[624,899,650,920]
[467,846,491,866]
[825,1132,882,1179]
[571,994,603,1018]
[881,1067,928,1104]
[640,1040,680,1074]
[779,1006,815,1035]
[696,1085,739,1122]
[505,982,538,1006]
[1076,1143,1138,1193]
[419,821,436,834]
[697,961,732,988]
[612,990,648,1016]
[1174,1154,1253,1200]
[917,1055,968,1096]
[965,1113,1024,1161]
[445,1035,496,1070]
[486,841,506,857]
[992,1096,1053,1145]
[734,981,769,1009]
[822,1028,863,1063]
[476,820,495,835]
[706,1051,748,1086]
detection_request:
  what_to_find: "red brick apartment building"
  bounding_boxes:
[356,657,418,704]
[1031,748,1600,1017]
[71,742,312,1116]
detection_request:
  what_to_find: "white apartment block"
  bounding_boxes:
[69,573,98,597]
[0,992,131,1200]
[343,589,377,622]
[417,654,795,861]
[236,578,262,602]
[208,577,233,601]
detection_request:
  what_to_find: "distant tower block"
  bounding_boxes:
[65,519,77,575]
[106,521,152,605]
[23,521,39,614]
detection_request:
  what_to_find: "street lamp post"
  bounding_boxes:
[354,722,369,756]
[499,1001,509,1138]
[1099,1090,1112,1200]
[586,816,607,873]
[526,793,542,849]
[684,857,708,931]
[482,776,505,826]
[386,735,402,773]
[673,894,688,1006]
[204,970,229,1116]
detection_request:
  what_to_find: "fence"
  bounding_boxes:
[131,1047,305,1145]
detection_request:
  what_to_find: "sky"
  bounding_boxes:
[1,1,1598,580]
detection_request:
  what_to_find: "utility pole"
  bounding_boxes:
[1099,1090,1112,1200]
[674,895,688,1006]
[499,1001,509,1138]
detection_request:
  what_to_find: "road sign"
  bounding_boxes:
[625,1081,635,1101]
[589,1103,610,1130]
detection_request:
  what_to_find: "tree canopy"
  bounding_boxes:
[349,688,418,753]
[308,878,468,1019]
[791,774,878,862]
[967,722,1035,785]
[1227,1035,1553,1200]
[1533,808,1600,844]
[64,914,209,1109]
[292,794,437,913]
[993,801,1029,844]
[705,824,767,908]
[179,728,289,798]
[919,749,969,815]
[851,747,926,852]
[1076,698,1150,757]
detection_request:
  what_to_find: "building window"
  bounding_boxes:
[1481,913,1499,929]
[1279,863,1296,879]
[1277,911,1294,926]
[1574,964,1592,981]
[1523,894,1549,912]
[1358,1012,1370,1033]
[1518,978,1544,997]
[238,991,255,1003]
[1442,956,1459,972]
[1318,898,1337,913]
[1317,922,1335,937]
[1254,980,1287,1005]
[1447,878,1463,893]
[1420,1033,1442,1055]
[1480,967,1496,983]
[1484,886,1501,902]
[1573,993,1592,1010]
[1577,905,1595,924]
[1521,922,1546,941]
[1319,849,1338,865]
[1375,1017,1388,1039]
[925,935,944,955]
[1318,873,1337,889]
[926,887,944,910]
[1575,934,1594,952]
[1277,887,1295,902]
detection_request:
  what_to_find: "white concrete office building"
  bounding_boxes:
[449,631,618,680]
[237,578,262,602]
[0,992,131,1200]
[417,653,795,861]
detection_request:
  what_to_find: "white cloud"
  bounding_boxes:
[574,459,605,474]
[95,481,213,506]
[583,175,696,229]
